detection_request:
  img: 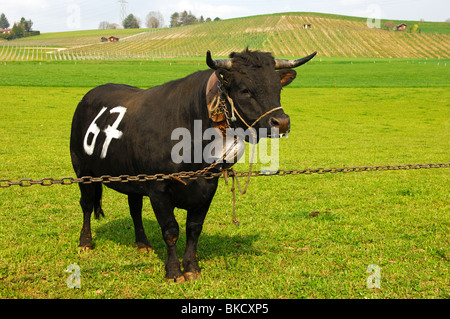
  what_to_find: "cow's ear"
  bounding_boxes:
[215,69,232,88]
[278,69,297,87]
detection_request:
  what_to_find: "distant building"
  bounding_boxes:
[396,23,407,31]
[0,28,12,34]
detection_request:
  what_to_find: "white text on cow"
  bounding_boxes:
[83,106,127,159]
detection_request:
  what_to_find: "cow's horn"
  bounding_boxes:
[206,50,233,70]
[275,51,317,69]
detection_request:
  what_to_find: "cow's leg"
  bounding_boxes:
[93,183,104,219]
[182,196,214,281]
[149,195,184,283]
[128,194,152,252]
[78,183,103,250]
[78,183,100,250]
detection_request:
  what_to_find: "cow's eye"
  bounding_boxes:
[240,89,251,96]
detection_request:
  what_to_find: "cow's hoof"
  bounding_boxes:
[184,272,202,281]
[135,242,153,253]
[166,275,186,284]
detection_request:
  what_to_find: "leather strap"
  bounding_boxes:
[206,72,228,135]
[206,73,227,122]
[206,72,284,133]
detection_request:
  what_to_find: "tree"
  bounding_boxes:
[170,10,215,27]
[382,21,396,31]
[146,11,164,28]
[99,21,109,29]
[170,12,180,27]
[123,14,140,29]
[20,17,33,32]
[170,10,199,27]
[99,21,118,29]
[0,13,9,29]
[11,23,24,38]
[180,10,197,26]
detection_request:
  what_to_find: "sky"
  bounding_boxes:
[1,0,449,33]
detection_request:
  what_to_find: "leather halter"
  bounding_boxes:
[205,72,284,135]
[206,72,229,135]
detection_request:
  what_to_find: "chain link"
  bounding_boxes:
[0,163,448,188]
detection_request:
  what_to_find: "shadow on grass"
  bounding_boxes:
[94,217,261,263]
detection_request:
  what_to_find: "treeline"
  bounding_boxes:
[99,10,221,30]
[100,12,165,29]
[0,14,39,40]
[170,10,220,27]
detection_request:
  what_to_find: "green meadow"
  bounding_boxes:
[0,57,449,88]
[0,58,449,298]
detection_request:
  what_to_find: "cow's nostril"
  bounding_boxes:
[269,116,290,134]
[269,117,280,127]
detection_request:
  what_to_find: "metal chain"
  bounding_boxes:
[1,163,448,188]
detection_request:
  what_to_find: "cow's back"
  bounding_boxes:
[70,84,148,177]
[77,83,142,109]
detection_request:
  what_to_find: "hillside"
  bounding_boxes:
[1,12,449,60]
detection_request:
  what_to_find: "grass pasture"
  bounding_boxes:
[0,58,449,299]
[1,57,449,88]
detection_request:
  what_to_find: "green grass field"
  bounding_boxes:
[0,58,449,298]
[1,57,449,88]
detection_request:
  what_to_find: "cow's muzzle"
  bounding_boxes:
[269,115,290,135]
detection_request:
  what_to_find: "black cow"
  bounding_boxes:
[70,49,316,282]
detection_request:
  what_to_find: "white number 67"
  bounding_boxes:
[83,106,127,159]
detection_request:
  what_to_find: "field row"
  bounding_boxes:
[1,14,449,61]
